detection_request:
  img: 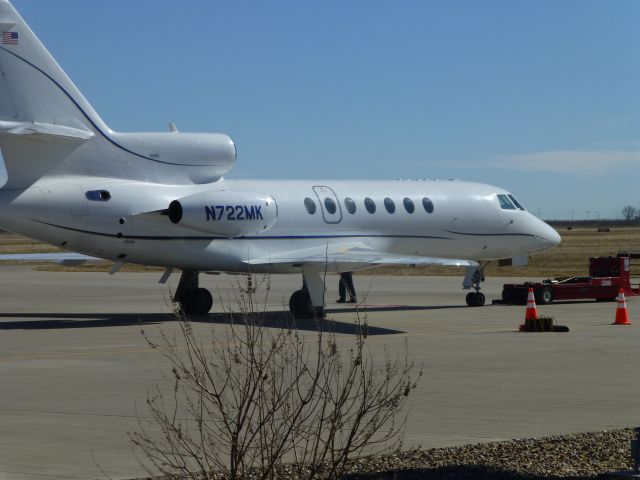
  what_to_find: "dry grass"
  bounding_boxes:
[0,231,62,254]
[33,263,164,273]
[1,227,639,278]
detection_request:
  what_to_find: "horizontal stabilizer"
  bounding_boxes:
[0,120,94,140]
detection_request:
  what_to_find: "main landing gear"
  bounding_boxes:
[288,267,325,319]
[174,268,324,318]
[463,263,488,307]
[174,269,213,315]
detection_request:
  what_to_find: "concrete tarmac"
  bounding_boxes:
[0,266,638,479]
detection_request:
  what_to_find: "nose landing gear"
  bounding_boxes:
[463,263,488,307]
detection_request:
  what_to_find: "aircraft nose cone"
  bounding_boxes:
[548,227,561,246]
[539,222,561,248]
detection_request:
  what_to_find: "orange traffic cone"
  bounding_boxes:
[613,288,631,325]
[525,288,539,320]
[520,288,539,331]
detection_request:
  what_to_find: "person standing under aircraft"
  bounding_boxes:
[337,272,357,303]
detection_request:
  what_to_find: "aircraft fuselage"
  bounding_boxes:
[0,177,559,273]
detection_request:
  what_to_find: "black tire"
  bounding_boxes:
[466,292,477,307]
[465,292,485,307]
[183,288,213,315]
[289,289,312,318]
[537,287,553,305]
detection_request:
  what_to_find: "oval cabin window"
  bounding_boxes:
[364,197,376,214]
[304,197,316,214]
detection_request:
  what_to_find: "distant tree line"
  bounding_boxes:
[545,206,640,227]
[621,205,640,223]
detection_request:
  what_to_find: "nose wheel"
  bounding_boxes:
[463,263,488,307]
[466,291,486,307]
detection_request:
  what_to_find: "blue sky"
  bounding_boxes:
[10,0,640,220]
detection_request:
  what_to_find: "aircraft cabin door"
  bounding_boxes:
[313,186,342,224]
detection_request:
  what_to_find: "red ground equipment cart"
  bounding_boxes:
[501,252,640,305]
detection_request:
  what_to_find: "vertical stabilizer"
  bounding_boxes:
[0,0,109,188]
[0,1,235,189]
[0,0,107,131]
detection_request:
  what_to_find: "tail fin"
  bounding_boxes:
[0,0,107,131]
[0,1,236,189]
[0,0,108,187]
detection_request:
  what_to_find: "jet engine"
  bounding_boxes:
[168,191,277,237]
[113,132,237,177]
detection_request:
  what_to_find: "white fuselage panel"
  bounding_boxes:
[0,177,559,273]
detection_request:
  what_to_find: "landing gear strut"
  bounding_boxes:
[174,269,213,315]
[288,267,325,319]
[463,263,488,307]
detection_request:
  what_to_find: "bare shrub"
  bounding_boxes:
[130,275,421,480]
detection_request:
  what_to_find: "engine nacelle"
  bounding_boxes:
[113,132,236,176]
[168,191,277,237]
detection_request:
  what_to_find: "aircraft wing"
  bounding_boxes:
[245,243,478,269]
[0,252,101,265]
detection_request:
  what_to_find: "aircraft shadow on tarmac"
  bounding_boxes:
[0,310,404,335]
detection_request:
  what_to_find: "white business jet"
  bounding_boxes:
[0,1,560,317]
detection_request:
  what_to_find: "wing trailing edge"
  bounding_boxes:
[0,252,99,265]
[245,242,478,269]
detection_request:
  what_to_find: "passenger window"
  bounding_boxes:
[508,194,525,211]
[304,197,316,214]
[364,197,376,214]
[324,197,337,214]
[422,197,434,214]
[403,197,415,213]
[344,197,356,214]
[497,194,516,210]
[384,197,396,214]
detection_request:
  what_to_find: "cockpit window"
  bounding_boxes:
[507,194,525,211]
[497,194,516,210]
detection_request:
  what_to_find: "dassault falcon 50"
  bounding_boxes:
[0,1,560,316]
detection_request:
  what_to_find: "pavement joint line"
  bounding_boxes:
[0,330,380,362]
[0,470,80,479]
[0,407,142,419]
[0,347,159,361]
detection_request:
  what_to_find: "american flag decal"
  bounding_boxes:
[2,31,19,45]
